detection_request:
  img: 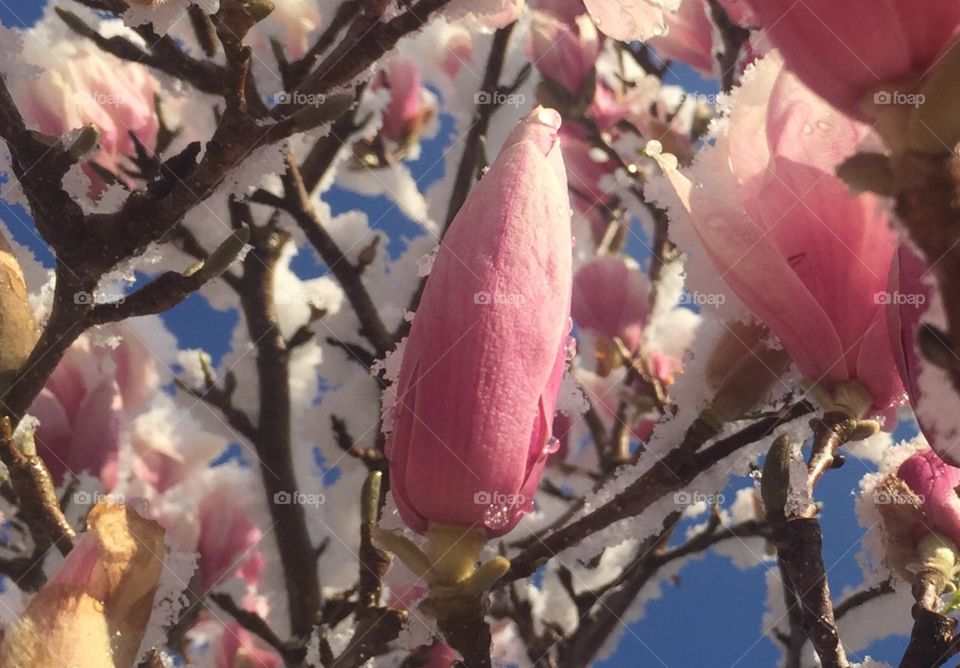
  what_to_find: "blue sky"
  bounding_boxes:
[0,1,912,665]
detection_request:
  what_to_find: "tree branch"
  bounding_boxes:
[506,401,813,581]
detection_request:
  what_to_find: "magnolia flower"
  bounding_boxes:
[648,0,715,75]
[529,12,600,99]
[12,34,158,188]
[194,485,265,591]
[887,245,960,464]
[745,0,960,118]
[158,468,265,592]
[386,108,572,537]
[0,502,166,667]
[30,326,164,489]
[581,0,680,42]
[650,55,902,415]
[572,255,650,354]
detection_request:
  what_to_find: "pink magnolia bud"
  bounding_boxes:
[0,502,165,667]
[744,0,960,118]
[897,449,960,549]
[529,12,600,98]
[653,58,903,414]
[377,58,434,146]
[0,230,37,395]
[572,256,650,353]
[438,26,473,79]
[386,108,572,537]
[887,244,960,464]
[649,0,714,75]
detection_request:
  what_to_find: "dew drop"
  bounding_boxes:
[537,108,559,128]
[565,335,577,361]
[816,120,832,131]
[545,435,562,455]
[802,123,814,135]
[646,139,664,155]
[483,503,514,531]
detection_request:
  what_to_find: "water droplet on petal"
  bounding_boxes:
[483,503,514,532]
[802,123,813,135]
[545,436,561,455]
[536,108,560,129]
[816,120,832,131]
[565,336,577,361]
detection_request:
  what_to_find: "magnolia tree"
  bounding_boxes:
[1,0,960,666]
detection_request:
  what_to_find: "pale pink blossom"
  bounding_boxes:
[650,56,902,413]
[529,12,600,98]
[581,0,680,42]
[572,256,651,353]
[30,328,162,489]
[745,0,960,117]
[649,0,715,75]
[194,486,265,591]
[886,245,960,464]
[386,108,572,537]
[13,41,157,188]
